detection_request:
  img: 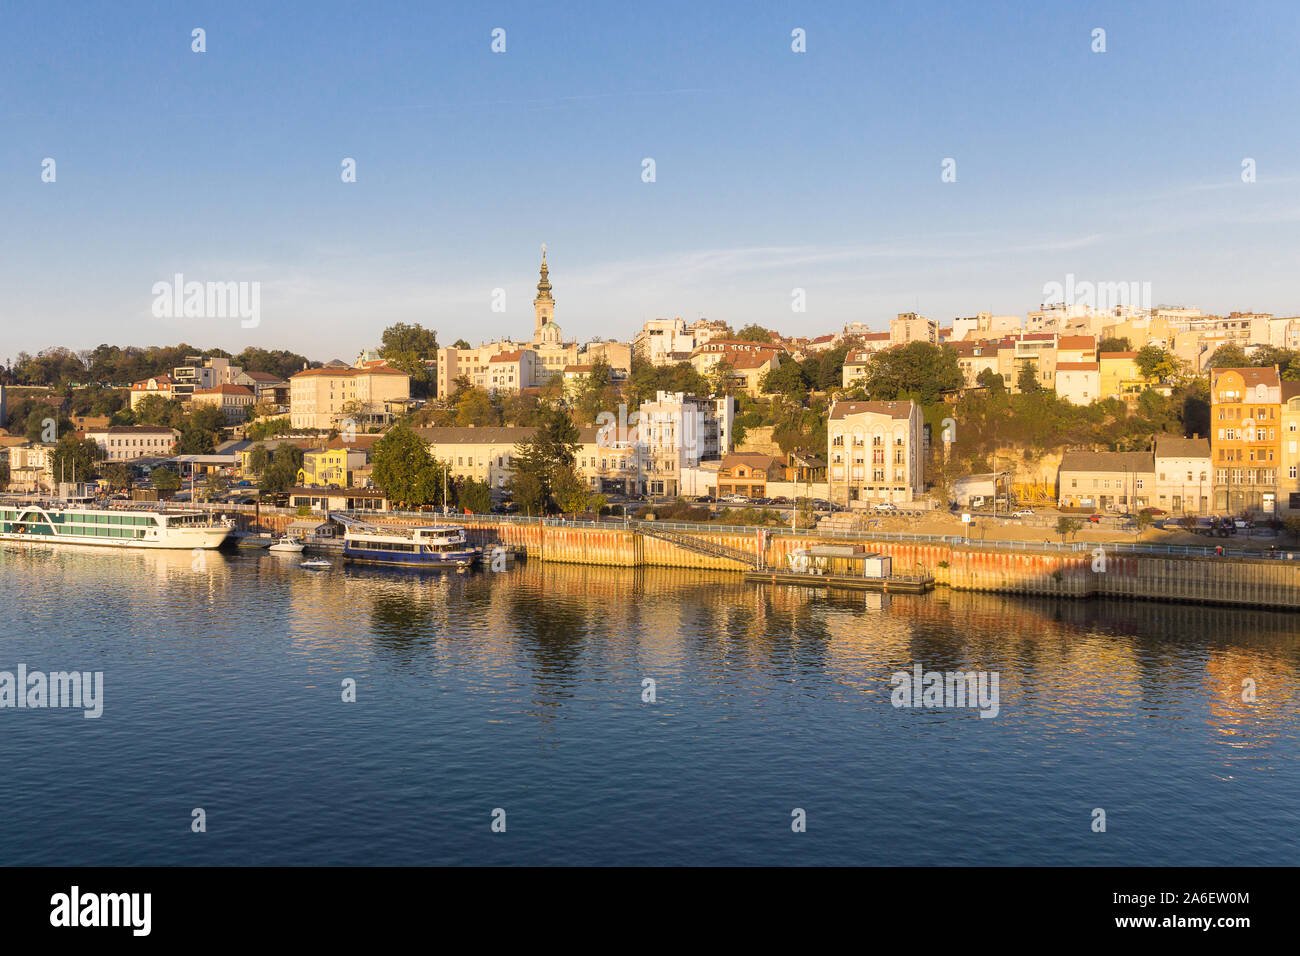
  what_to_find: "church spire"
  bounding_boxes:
[536,244,552,301]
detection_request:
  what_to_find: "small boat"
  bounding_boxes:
[269,537,305,553]
[343,523,481,569]
[300,558,331,569]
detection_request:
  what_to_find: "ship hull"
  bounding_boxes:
[0,527,230,550]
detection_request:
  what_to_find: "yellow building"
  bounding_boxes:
[296,447,368,487]
[1211,366,1282,515]
[289,366,410,431]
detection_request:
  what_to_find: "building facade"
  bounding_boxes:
[1210,367,1281,515]
[827,400,925,506]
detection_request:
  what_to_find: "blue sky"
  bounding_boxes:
[3,0,1299,362]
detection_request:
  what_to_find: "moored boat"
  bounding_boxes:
[0,500,231,550]
[342,523,481,568]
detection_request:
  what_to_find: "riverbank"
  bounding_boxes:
[226,509,1300,610]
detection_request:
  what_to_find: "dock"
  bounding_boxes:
[743,569,935,593]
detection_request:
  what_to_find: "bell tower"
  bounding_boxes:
[533,244,556,345]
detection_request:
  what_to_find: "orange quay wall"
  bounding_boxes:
[231,511,1300,609]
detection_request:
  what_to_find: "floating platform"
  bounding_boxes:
[744,569,935,593]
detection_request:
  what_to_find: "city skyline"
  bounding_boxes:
[5,1,1300,357]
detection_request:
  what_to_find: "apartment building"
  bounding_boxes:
[289,365,411,431]
[998,334,1057,391]
[632,317,697,366]
[953,312,1022,340]
[889,312,938,346]
[637,391,735,497]
[827,399,925,506]
[171,356,243,402]
[1153,436,1212,515]
[1210,366,1282,515]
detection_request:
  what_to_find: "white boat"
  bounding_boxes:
[300,559,332,569]
[269,537,305,553]
[0,500,231,550]
[343,523,481,568]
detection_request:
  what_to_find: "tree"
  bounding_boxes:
[976,368,1005,393]
[152,468,182,497]
[509,404,580,511]
[103,462,133,491]
[1205,343,1249,369]
[259,445,304,494]
[247,445,271,476]
[759,359,810,402]
[735,324,772,343]
[203,473,229,502]
[1055,516,1083,542]
[451,339,472,350]
[508,469,546,516]
[1098,336,1132,353]
[1016,361,1042,394]
[378,322,438,397]
[1135,511,1154,539]
[1135,345,1179,383]
[459,478,493,514]
[455,387,500,427]
[551,465,593,514]
[370,425,445,507]
[860,342,963,405]
[50,435,100,484]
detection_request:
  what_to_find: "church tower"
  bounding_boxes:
[532,245,560,345]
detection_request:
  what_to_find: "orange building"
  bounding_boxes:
[1211,366,1282,515]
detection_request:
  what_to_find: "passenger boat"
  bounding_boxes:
[0,500,231,550]
[342,524,481,568]
[269,537,305,553]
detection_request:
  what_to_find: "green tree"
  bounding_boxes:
[370,425,445,507]
[508,469,546,516]
[378,322,438,397]
[1097,336,1132,353]
[103,462,133,491]
[259,445,305,493]
[509,404,580,511]
[1205,343,1249,369]
[862,342,963,404]
[735,324,772,343]
[1135,345,1179,383]
[152,467,182,497]
[551,465,593,514]
[1055,516,1083,542]
[203,473,229,501]
[759,359,810,401]
[459,478,493,514]
[1016,361,1042,394]
[50,435,101,484]
[247,445,271,475]
[976,368,1005,392]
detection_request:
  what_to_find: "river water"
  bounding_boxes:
[0,545,1296,865]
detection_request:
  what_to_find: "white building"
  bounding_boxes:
[636,391,735,496]
[827,399,925,506]
[85,426,181,462]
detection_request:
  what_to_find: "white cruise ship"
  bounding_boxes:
[0,501,232,550]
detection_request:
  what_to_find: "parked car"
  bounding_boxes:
[1086,513,1102,523]
[1011,509,1034,518]
[871,502,899,514]
[1139,506,1168,516]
